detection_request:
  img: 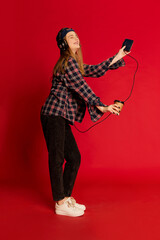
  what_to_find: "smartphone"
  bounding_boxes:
[122,39,134,52]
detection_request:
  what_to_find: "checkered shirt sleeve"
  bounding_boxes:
[83,55,125,78]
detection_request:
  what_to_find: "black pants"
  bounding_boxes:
[40,114,81,201]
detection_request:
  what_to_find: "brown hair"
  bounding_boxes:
[50,36,85,81]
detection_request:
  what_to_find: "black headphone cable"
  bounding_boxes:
[73,54,139,133]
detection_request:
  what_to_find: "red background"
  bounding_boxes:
[1,0,160,239]
[1,0,160,185]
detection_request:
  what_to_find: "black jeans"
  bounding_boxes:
[40,114,81,201]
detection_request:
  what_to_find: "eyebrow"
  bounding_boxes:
[68,33,78,38]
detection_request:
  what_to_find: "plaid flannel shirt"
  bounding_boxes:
[40,55,125,125]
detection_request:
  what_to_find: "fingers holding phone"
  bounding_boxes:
[122,39,133,52]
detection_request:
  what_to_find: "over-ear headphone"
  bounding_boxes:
[57,36,69,51]
[56,28,74,51]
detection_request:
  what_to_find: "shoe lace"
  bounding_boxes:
[69,197,76,204]
[66,197,76,208]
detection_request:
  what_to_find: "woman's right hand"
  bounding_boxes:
[96,104,120,115]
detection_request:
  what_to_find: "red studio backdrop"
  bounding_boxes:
[0,0,160,186]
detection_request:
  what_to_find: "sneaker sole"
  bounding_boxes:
[55,210,84,217]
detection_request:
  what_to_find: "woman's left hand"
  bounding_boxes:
[108,46,131,67]
[116,46,131,59]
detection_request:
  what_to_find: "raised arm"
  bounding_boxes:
[83,56,125,78]
[83,45,131,78]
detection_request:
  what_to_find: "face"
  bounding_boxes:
[65,31,80,53]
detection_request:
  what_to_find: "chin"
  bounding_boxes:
[72,47,80,53]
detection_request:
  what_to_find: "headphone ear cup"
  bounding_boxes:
[57,39,63,50]
[61,39,69,51]
[57,36,69,51]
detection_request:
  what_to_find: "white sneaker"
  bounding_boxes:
[55,198,84,217]
[68,197,86,211]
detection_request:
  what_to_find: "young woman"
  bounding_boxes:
[40,28,130,217]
